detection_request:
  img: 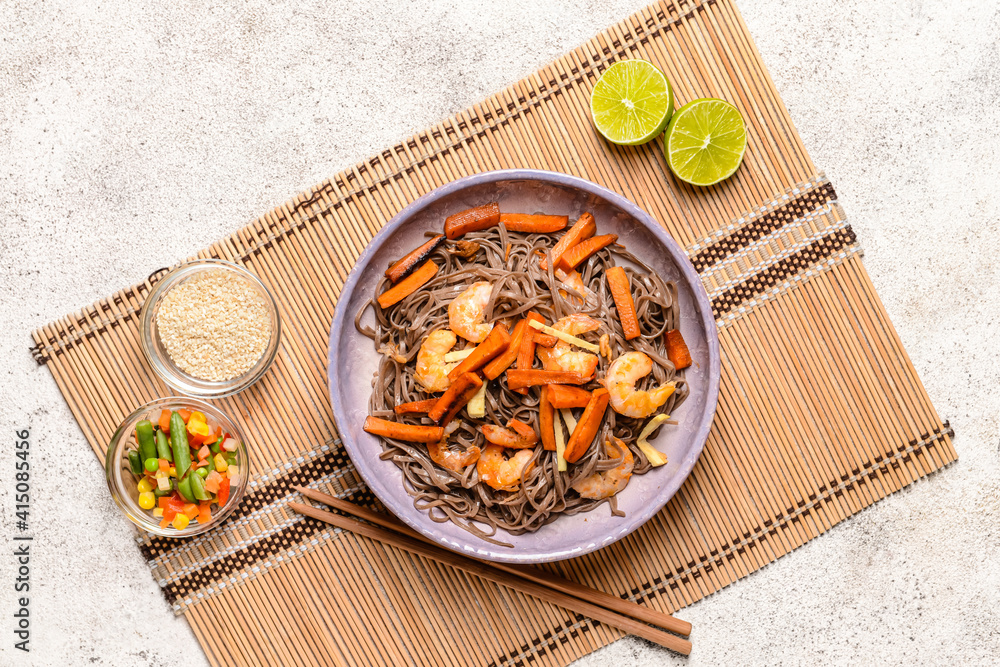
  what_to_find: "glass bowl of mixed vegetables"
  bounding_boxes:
[105,397,249,537]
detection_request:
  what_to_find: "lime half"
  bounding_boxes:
[590,60,674,146]
[663,98,747,186]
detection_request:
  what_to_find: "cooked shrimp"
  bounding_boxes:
[477,444,535,491]
[480,424,538,449]
[605,351,675,418]
[427,440,481,472]
[537,314,600,377]
[414,329,458,393]
[557,269,589,307]
[448,281,494,343]
[571,438,634,500]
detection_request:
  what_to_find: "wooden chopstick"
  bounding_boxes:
[289,490,692,655]
[293,485,691,638]
[288,501,691,655]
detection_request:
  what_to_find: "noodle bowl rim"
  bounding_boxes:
[328,169,720,564]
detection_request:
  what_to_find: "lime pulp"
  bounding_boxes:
[663,98,747,186]
[590,60,674,146]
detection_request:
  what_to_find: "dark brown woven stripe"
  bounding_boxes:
[487,615,596,667]
[162,515,325,604]
[139,445,357,561]
[160,488,382,602]
[711,226,858,319]
[690,182,837,272]
[491,423,954,667]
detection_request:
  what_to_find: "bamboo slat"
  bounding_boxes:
[30,1,955,665]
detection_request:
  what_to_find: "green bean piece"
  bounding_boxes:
[170,412,192,479]
[176,474,195,503]
[127,450,143,475]
[155,430,172,462]
[226,453,237,467]
[210,435,224,454]
[190,472,211,501]
[136,420,156,463]
[144,458,159,473]
[206,451,216,473]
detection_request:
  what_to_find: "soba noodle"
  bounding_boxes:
[356,224,688,546]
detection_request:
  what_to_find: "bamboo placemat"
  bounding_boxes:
[32,0,956,664]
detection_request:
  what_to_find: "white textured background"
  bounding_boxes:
[2,0,998,664]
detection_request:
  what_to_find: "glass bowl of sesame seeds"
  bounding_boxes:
[140,259,281,398]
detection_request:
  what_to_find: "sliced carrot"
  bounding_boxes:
[563,388,610,463]
[447,323,510,382]
[513,312,546,395]
[376,260,439,309]
[665,329,692,370]
[363,416,445,443]
[385,234,445,283]
[479,424,538,449]
[428,372,484,425]
[483,319,527,380]
[539,386,556,451]
[606,266,641,340]
[197,503,213,524]
[183,503,201,519]
[546,384,592,409]
[158,410,171,433]
[498,213,568,233]
[539,212,596,271]
[177,409,192,423]
[393,399,440,415]
[506,369,592,390]
[444,202,501,239]
[557,234,618,272]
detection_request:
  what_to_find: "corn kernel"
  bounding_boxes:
[137,477,154,493]
[169,467,177,477]
[138,491,156,510]
[172,513,190,530]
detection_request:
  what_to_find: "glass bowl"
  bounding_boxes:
[105,397,250,538]
[140,259,281,398]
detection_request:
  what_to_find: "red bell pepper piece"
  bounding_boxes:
[216,477,231,507]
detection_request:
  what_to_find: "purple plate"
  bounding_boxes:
[328,170,719,564]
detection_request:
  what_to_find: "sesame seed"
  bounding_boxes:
[157,269,271,382]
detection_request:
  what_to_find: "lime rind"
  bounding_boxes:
[663,98,747,186]
[590,60,674,146]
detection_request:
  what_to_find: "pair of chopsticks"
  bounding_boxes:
[290,486,692,655]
